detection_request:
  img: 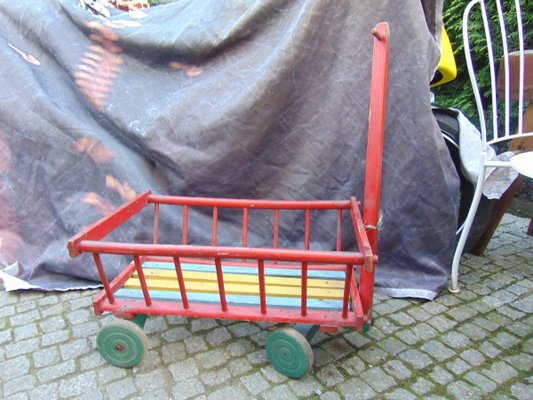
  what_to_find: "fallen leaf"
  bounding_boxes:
[169,61,203,77]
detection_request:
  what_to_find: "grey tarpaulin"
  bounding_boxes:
[0,0,458,299]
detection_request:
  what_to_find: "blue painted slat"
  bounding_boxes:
[143,261,346,280]
[114,288,343,311]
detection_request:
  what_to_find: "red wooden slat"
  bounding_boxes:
[301,262,308,316]
[215,258,228,311]
[342,264,354,319]
[182,205,189,245]
[173,257,189,309]
[212,207,218,246]
[153,203,160,245]
[258,259,267,315]
[336,209,343,251]
[133,255,152,306]
[93,253,115,304]
[304,209,311,250]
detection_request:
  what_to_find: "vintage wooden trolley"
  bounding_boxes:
[67,23,390,379]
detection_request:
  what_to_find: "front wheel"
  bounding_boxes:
[97,319,148,368]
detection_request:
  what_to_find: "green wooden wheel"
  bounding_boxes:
[266,327,314,379]
[97,319,148,368]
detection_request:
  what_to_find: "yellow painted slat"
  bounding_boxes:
[134,268,344,290]
[123,277,344,300]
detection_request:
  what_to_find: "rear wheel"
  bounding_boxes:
[266,327,314,379]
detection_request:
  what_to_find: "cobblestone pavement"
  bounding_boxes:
[1,214,532,400]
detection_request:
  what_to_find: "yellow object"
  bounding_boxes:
[125,268,345,300]
[431,26,457,87]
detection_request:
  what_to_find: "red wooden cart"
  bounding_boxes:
[67,23,390,378]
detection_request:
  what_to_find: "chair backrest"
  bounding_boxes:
[463,0,532,147]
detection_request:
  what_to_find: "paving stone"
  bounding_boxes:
[503,353,533,371]
[13,323,38,341]
[456,322,488,341]
[464,371,498,393]
[421,340,455,361]
[510,382,533,400]
[410,377,434,395]
[32,346,61,368]
[480,361,518,384]
[446,304,478,322]
[398,349,433,369]
[426,315,457,332]
[506,320,532,337]
[341,354,366,375]
[58,371,98,397]
[28,382,59,400]
[383,360,412,380]
[36,360,76,383]
[134,369,170,394]
[491,331,521,349]
[105,377,137,400]
[161,326,190,343]
[0,356,30,381]
[143,316,168,334]
[313,347,334,368]
[260,384,298,400]
[9,309,40,327]
[3,374,37,397]
[227,322,260,337]
[161,342,187,364]
[259,364,287,384]
[195,348,230,369]
[240,371,270,395]
[356,347,387,367]
[321,337,354,359]
[199,368,232,388]
[71,320,100,338]
[39,316,66,333]
[66,309,92,325]
[446,357,472,376]
[384,388,417,400]
[410,322,439,342]
[5,338,40,358]
[169,358,199,381]
[511,295,533,313]
[319,391,342,400]
[59,338,91,360]
[246,349,268,365]
[207,384,249,400]
[316,364,345,387]
[389,311,416,326]
[96,365,128,384]
[343,331,371,348]
[471,316,500,332]
[460,349,485,366]
[184,335,208,354]
[0,328,12,346]
[41,329,70,346]
[478,341,502,358]
[360,366,396,392]
[429,365,454,385]
[226,338,255,357]
[79,351,106,370]
[205,327,232,346]
[227,357,253,377]
[339,377,376,400]
[447,380,484,399]
[191,318,218,333]
[378,337,408,355]
[440,331,471,349]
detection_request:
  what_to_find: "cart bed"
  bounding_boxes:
[115,259,347,311]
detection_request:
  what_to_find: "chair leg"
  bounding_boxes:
[450,165,487,293]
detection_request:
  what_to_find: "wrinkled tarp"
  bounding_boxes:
[0,0,458,299]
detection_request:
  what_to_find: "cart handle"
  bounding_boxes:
[67,191,152,257]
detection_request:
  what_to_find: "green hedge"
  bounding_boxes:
[434,0,532,127]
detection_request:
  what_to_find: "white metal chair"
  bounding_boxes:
[450,0,533,293]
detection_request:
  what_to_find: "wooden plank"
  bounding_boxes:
[114,288,344,310]
[123,276,344,300]
[143,261,346,280]
[135,268,345,290]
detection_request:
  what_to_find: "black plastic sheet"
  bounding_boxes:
[0,0,457,299]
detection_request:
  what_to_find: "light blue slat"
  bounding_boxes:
[114,288,344,311]
[143,261,346,280]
